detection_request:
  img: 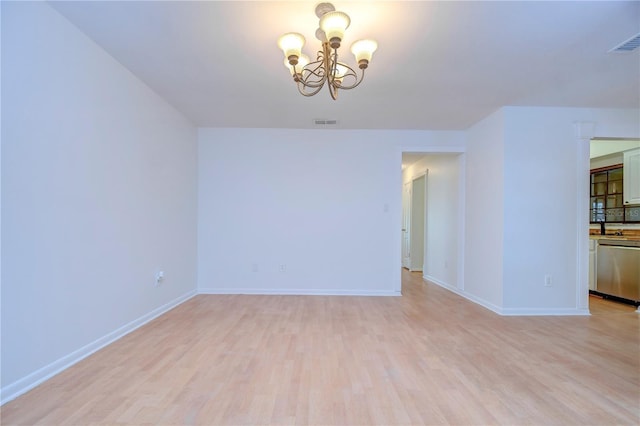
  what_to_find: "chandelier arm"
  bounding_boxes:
[329,62,358,89]
[328,44,338,87]
[324,43,340,98]
[304,64,325,78]
[299,77,326,89]
[328,81,339,100]
[299,69,327,87]
[333,68,366,90]
[295,55,329,89]
[297,81,325,97]
[301,57,325,74]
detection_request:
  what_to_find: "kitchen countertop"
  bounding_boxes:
[589,234,640,241]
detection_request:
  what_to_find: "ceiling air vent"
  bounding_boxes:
[609,33,640,53]
[313,119,338,126]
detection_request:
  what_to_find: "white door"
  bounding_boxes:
[402,182,411,268]
[410,175,426,272]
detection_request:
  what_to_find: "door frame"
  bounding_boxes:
[577,133,640,312]
[401,181,412,269]
[395,146,466,294]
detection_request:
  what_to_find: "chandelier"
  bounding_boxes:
[277,2,378,100]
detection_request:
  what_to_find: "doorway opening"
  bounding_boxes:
[400,150,465,294]
[587,138,640,311]
[402,173,426,272]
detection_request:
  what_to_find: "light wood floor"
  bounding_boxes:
[2,270,639,425]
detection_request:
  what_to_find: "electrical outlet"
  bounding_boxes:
[251,263,259,272]
[279,264,287,272]
[544,275,552,287]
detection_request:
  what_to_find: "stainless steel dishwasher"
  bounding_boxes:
[596,239,640,304]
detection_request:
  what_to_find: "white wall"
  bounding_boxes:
[462,106,638,315]
[464,109,505,310]
[198,128,465,295]
[501,107,640,312]
[402,154,461,290]
[1,2,198,401]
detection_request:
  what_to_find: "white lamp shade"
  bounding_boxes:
[351,39,378,63]
[319,11,350,41]
[284,54,310,75]
[278,32,306,59]
[334,63,349,78]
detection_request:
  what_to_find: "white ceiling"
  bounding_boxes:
[49,0,640,130]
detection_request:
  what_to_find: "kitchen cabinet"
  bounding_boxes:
[590,167,624,222]
[623,148,640,205]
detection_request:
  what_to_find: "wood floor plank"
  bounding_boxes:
[2,270,639,425]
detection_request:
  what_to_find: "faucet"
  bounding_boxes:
[600,220,606,236]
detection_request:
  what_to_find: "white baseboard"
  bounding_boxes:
[0,290,197,405]
[422,274,452,289]
[499,307,591,316]
[198,288,401,296]
[424,274,504,314]
[423,274,589,316]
